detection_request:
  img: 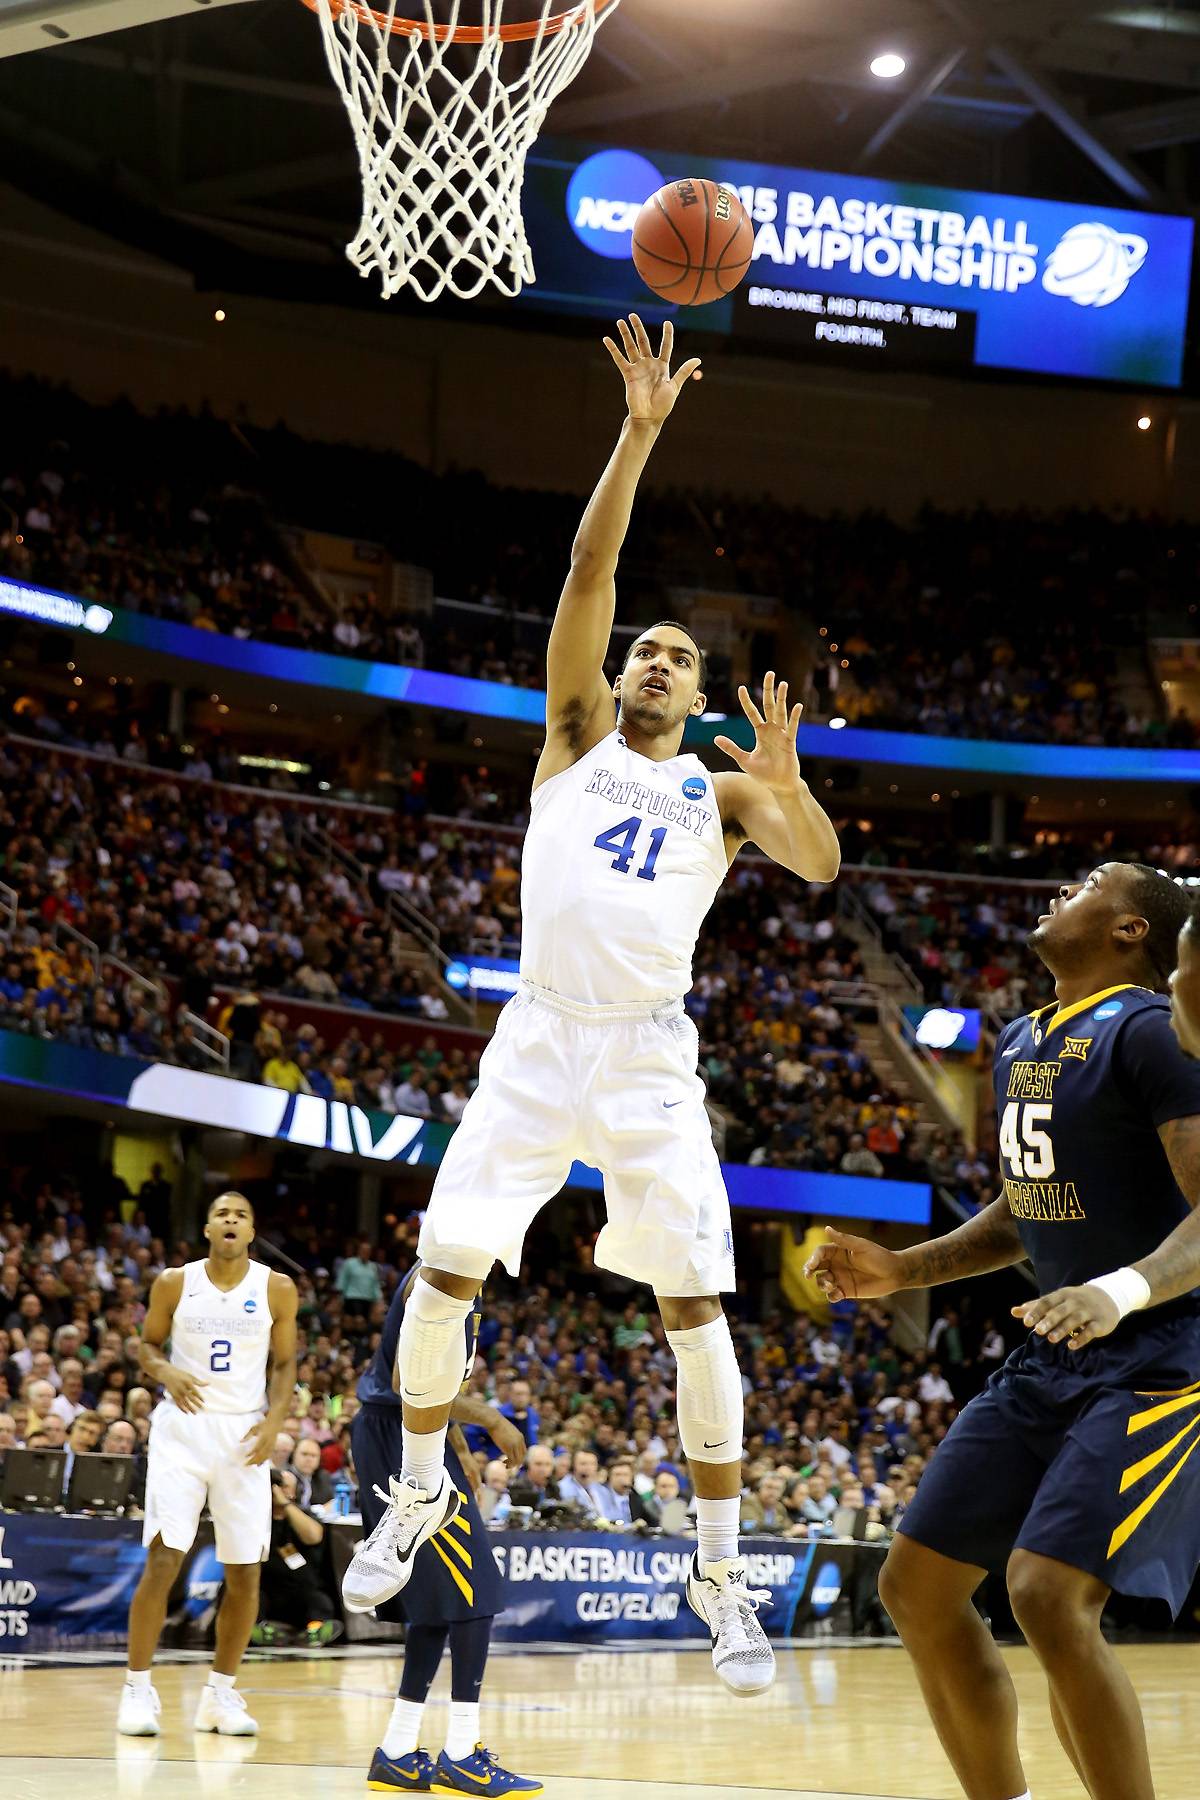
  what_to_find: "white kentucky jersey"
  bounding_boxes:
[170,1258,273,1415]
[520,730,728,1005]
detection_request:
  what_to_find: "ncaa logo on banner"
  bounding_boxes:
[1042,223,1148,307]
[809,1560,843,1617]
[567,149,663,258]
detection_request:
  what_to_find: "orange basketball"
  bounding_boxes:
[631,178,754,307]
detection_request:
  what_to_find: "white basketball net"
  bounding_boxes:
[309,0,621,302]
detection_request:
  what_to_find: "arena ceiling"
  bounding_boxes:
[2,0,1200,297]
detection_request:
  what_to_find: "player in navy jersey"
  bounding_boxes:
[350,1264,540,1797]
[807,863,1200,1800]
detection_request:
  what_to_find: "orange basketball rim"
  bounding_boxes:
[298,0,620,43]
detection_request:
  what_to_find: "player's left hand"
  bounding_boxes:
[490,1418,528,1468]
[242,1418,281,1466]
[1012,1284,1121,1350]
[714,672,804,795]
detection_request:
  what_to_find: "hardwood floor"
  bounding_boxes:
[2,1639,1197,1798]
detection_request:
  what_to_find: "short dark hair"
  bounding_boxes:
[1125,865,1193,990]
[207,1191,255,1221]
[622,621,708,693]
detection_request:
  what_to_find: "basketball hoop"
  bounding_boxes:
[300,0,622,302]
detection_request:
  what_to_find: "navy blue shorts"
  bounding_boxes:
[898,1309,1200,1616]
[352,1404,503,1625]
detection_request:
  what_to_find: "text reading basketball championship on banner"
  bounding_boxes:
[518,139,1194,387]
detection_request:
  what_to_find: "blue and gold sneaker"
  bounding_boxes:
[367,1745,438,1791]
[430,1745,543,1796]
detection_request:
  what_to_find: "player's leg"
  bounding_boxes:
[879,1535,1028,1800]
[1048,1689,1094,1794]
[1001,1367,1200,1800]
[351,1001,574,1611]
[431,1616,543,1798]
[882,1383,1052,1799]
[194,1419,271,1736]
[120,1534,186,1733]
[1008,1553,1143,1800]
[368,1623,449,1792]
[120,1406,207,1735]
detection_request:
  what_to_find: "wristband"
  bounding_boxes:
[1085,1267,1151,1320]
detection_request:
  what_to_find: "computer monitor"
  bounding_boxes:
[0,1448,65,1512]
[65,1452,134,1516]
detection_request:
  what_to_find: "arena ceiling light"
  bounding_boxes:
[870,52,907,79]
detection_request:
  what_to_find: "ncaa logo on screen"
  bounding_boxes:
[682,776,707,801]
[567,149,662,259]
[810,1560,843,1617]
[1042,223,1148,307]
[184,1544,224,1618]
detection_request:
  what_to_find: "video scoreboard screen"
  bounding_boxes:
[517,140,1193,388]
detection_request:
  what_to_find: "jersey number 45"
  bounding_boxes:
[999,1101,1055,1179]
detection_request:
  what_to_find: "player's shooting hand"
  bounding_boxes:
[714,672,805,795]
[803,1227,905,1302]
[490,1418,527,1469]
[163,1367,207,1413]
[602,316,701,425]
[241,1417,279,1466]
[1013,1284,1120,1350]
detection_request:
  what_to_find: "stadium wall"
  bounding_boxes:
[0,185,1194,520]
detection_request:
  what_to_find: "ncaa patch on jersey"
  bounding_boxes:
[243,1297,257,1312]
[682,776,707,800]
[1093,1001,1125,1020]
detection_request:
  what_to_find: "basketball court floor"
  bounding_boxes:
[2,1639,1198,1798]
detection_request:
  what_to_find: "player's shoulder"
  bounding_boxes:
[266,1266,299,1310]
[150,1264,186,1309]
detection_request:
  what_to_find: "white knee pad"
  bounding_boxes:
[664,1315,744,1465]
[396,1275,476,1409]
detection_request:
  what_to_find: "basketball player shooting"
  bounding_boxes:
[807,865,1200,1800]
[118,1191,298,1738]
[343,314,840,1698]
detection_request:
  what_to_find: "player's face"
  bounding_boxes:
[615,630,706,736]
[205,1195,255,1259]
[1168,924,1200,1058]
[1027,863,1124,965]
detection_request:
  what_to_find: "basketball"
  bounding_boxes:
[631,178,755,306]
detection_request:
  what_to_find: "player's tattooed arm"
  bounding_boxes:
[1128,1114,1200,1305]
[805,1197,1027,1301]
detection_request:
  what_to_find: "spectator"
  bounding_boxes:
[256,1468,341,1646]
[336,1240,382,1307]
[290,1435,335,1509]
[509,1443,559,1509]
[558,1449,612,1521]
[477,1459,512,1525]
[633,1467,682,1527]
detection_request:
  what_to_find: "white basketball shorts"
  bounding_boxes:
[419,979,735,1295]
[143,1401,271,1564]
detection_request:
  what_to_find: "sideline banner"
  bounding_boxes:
[0,1512,880,1648]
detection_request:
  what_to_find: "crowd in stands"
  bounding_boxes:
[1,1164,1018,1636]
[2,371,1191,746]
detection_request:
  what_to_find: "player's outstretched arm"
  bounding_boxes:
[713,673,841,882]
[540,317,702,771]
[805,1198,1028,1302]
[1015,1111,1200,1348]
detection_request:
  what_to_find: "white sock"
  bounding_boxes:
[381,1696,425,1759]
[694,1495,741,1568]
[207,1670,236,1690]
[444,1699,481,1761]
[125,1668,152,1692]
[1008,1792,1032,1799]
[402,1426,448,1495]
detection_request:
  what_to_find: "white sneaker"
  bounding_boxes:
[194,1684,259,1736]
[685,1552,776,1697]
[117,1680,162,1736]
[342,1468,460,1613]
